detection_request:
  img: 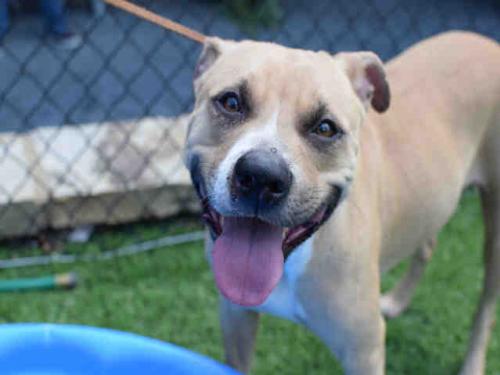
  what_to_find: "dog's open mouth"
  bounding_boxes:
[201,196,335,256]
[199,188,340,307]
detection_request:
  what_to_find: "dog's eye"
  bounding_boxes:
[312,120,343,139]
[217,92,241,114]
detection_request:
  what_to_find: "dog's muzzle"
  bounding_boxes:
[191,150,342,258]
[189,152,342,306]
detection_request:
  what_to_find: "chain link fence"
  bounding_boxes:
[0,0,499,262]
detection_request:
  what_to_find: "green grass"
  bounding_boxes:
[221,0,283,35]
[0,191,499,374]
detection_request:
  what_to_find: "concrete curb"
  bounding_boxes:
[0,115,198,238]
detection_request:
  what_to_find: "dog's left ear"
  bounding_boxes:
[337,52,390,113]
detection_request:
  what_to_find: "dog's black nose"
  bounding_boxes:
[232,149,292,207]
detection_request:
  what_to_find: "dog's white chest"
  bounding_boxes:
[251,237,313,324]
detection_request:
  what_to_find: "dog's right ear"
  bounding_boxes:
[194,37,223,80]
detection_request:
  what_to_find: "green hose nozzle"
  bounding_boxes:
[0,272,78,292]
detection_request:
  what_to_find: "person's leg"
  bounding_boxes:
[39,0,68,35]
[39,0,81,49]
[0,0,10,42]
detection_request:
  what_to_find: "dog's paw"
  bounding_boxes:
[380,294,406,319]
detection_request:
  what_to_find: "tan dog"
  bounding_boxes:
[184,31,500,374]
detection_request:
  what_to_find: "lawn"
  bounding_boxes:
[0,191,499,374]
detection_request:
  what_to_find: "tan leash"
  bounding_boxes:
[103,0,207,44]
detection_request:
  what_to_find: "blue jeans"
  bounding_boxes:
[0,0,68,40]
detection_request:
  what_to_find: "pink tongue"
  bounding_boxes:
[213,216,284,306]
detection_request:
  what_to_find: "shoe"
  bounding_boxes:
[50,32,82,50]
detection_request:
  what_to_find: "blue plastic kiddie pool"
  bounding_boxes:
[0,323,240,375]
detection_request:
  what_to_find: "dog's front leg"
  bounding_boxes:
[313,297,385,375]
[219,297,260,374]
[336,315,385,375]
[303,256,385,375]
[323,304,385,375]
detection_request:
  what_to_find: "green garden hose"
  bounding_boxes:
[0,273,78,292]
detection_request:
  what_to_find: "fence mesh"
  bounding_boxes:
[0,0,499,324]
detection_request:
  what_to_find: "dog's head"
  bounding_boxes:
[185,38,390,306]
